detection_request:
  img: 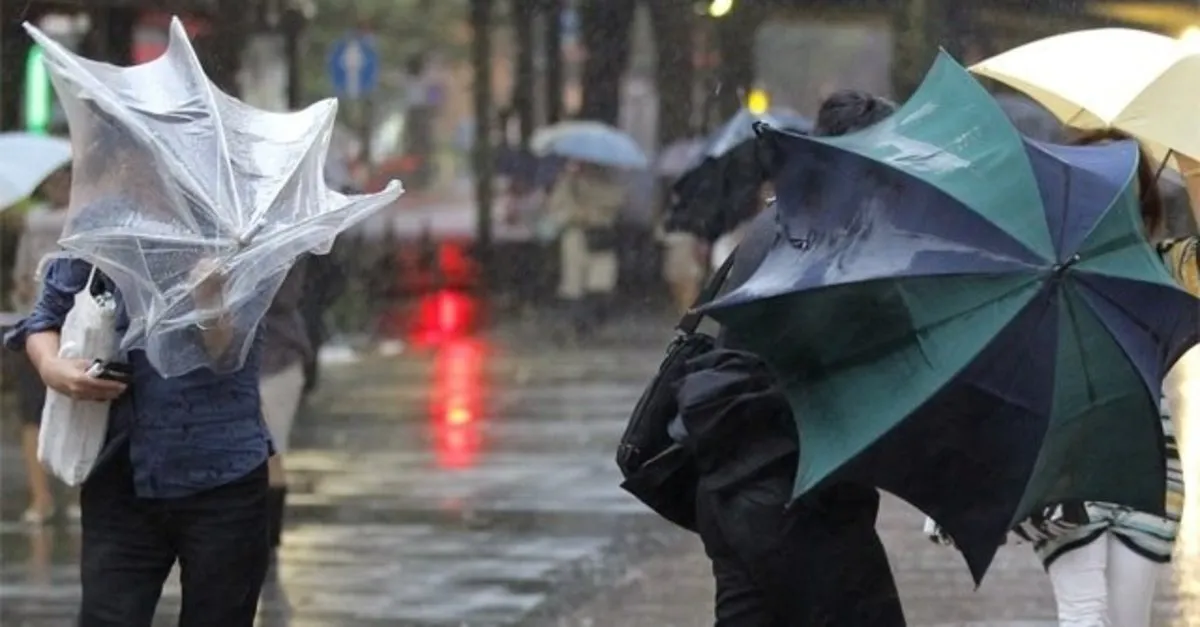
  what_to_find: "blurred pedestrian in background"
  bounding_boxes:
[503,173,546,231]
[299,239,347,394]
[546,161,627,339]
[10,165,72,524]
[658,212,707,315]
[259,260,312,552]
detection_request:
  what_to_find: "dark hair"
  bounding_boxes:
[812,90,897,138]
[1069,129,1164,237]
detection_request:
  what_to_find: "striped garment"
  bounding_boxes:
[1025,410,1183,568]
[925,237,1198,565]
[1024,237,1197,567]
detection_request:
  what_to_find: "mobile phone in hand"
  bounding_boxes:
[87,360,133,384]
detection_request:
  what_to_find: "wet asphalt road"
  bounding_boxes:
[3,317,1200,625]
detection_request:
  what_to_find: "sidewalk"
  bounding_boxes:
[549,494,1200,626]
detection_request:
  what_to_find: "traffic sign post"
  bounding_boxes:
[327,33,381,163]
[327,34,380,99]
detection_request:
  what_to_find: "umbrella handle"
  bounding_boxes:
[236,221,265,247]
[1150,149,1174,193]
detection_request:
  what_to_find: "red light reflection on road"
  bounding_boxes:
[430,338,486,469]
[412,289,478,346]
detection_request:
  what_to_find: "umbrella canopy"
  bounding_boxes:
[0,133,72,210]
[665,140,763,241]
[993,93,1064,142]
[27,18,403,378]
[662,109,810,239]
[656,138,705,178]
[971,28,1200,165]
[531,120,648,169]
[702,52,1199,583]
[700,108,812,163]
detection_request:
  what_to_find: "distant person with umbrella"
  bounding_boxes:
[546,160,628,338]
[10,161,73,524]
[535,121,644,338]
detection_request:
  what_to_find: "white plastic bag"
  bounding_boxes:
[38,267,118,486]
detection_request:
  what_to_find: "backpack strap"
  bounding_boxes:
[676,249,738,335]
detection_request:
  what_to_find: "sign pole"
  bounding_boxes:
[470,0,494,290]
[360,96,374,167]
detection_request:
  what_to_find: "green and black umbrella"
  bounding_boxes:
[702,52,1199,582]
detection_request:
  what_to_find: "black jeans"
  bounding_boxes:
[78,450,270,627]
[696,469,906,627]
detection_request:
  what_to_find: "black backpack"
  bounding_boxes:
[616,254,735,531]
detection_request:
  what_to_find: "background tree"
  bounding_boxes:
[647,0,694,145]
[578,0,636,124]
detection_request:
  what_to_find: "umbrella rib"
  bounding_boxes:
[1055,159,1071,261]
[1060,287,1100,405]
[794,273,1042,374]
[240,117,328,242]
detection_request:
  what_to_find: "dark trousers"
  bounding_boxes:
[78,451,270,627]
[696,469,906,627]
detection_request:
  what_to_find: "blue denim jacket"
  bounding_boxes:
[4,257,272,498]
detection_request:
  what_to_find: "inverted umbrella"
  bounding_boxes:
[971,28,1200,165]
[664,140,763,241]
[702,52,1199,583]
[27,18,403,378]
[531,120,648,169]
[663,109,810,239]
[698,107,812,164]
[656,137,705,178]
[0,132,72,209]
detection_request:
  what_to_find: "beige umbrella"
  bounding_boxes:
[971,28,1200,165]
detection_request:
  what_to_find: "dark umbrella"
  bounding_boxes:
[993,92,1065,142]
[664,140,763,241]
[698,108,813,164]
[662,109,812,241]
[992,93,1195,237]
[702,52,1199,583]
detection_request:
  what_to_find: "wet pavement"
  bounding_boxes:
[3,317,1200,625]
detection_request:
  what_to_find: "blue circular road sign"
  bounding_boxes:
[328,34,380,99]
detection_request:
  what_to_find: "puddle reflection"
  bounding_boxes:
[429,337,487,470]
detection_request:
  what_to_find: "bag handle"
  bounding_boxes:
[677,248,738,334]
[81,263,108,298]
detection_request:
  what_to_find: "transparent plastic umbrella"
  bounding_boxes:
[25,17,403,377]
